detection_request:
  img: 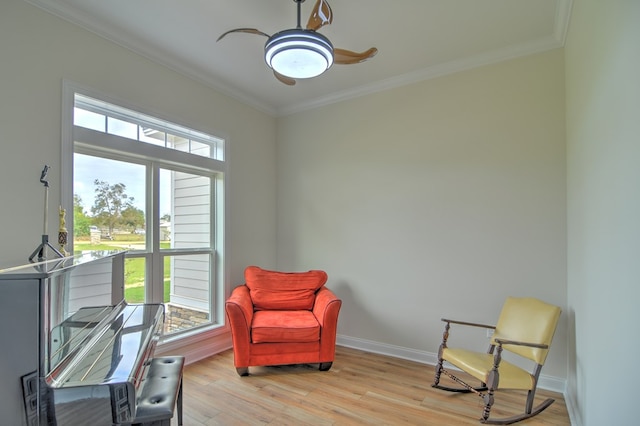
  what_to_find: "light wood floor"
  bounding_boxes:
[176,346,570,425]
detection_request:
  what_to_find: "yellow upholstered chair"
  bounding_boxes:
[432,297,561,424]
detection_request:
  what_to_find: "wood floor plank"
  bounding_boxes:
[174,346,570,425]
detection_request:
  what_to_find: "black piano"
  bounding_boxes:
[0,251,183,426]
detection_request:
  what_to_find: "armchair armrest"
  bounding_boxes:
[441,318,496,330]
[313,287,342,362]
[226,285,253,338]
[313,287,341,326]
[494,338,549,350]
[225,285,254,368]
[437,318,495,355]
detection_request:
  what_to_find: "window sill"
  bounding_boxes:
[156,323,231,364]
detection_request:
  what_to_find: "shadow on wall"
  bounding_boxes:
[564,307,581,425]
[330,279,424,350]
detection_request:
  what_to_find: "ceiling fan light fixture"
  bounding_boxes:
[265,29,334,79]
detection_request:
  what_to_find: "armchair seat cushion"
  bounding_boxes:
[251,310,320,344]
[443,347,534,390]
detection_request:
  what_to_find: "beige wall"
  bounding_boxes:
[565,0,640,424]
[0,0,277,283]
[277,49,567,383]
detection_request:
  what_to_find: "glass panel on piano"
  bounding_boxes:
[46,254,123,375]
[48,302,163,388]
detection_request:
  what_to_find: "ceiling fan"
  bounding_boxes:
[217,0,378,86]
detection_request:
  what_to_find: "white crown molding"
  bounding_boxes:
[278,0,573,116]
[23,0,278,116]
[24,0,573,116]
[277,34,564,116]
[554,0,574,45]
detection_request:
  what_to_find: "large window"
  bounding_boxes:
[62,85,226,339]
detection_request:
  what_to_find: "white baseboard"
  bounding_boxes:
[336,334,567,394]
[563,389,582,426]
[337,334,439,365]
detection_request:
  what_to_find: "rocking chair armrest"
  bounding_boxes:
[494,338,549,349]
[441,318,496,330]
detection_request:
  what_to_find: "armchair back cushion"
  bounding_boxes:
[245,266,327,310]
[491,297,561,365]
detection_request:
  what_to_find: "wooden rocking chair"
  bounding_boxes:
[432,297,561,424]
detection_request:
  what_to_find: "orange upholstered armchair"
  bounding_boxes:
[225,266,342,376]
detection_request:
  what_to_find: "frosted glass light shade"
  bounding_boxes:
[265,29,334,79]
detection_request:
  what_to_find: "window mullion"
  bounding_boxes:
[148,164,163,304]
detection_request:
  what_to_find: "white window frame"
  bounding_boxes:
[61,80,230,347]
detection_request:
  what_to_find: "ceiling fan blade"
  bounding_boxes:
[217,28,270,42]
[306,0,333,31]
[274,70,296,86]
[333,47,379,65]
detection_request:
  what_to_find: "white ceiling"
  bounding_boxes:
[25,0,572,116]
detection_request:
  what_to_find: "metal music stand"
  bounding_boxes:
[29,165,64,262]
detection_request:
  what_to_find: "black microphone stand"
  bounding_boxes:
[29,165,64,262]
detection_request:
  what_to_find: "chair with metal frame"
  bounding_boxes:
[432,297,561,424]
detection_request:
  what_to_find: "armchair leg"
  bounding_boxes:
[481,391,495,422]
[433,348,445,386]
[236,367,249,376]
[433,321,450,387]
[319,362,333,371]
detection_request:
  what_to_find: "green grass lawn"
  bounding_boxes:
[123,279,171,303]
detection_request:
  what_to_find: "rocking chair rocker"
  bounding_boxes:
[432,297,561,424]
